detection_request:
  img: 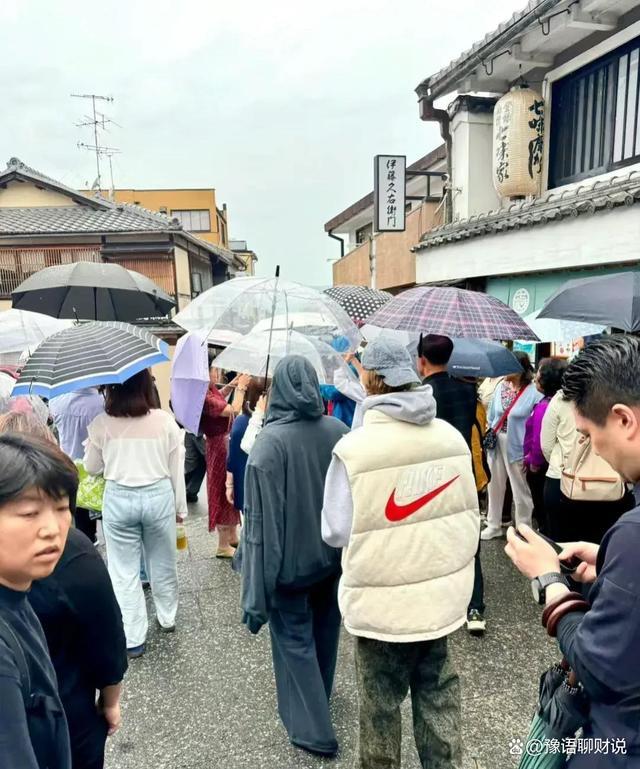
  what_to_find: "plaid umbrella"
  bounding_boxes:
[324,285,393,326]
[12,322,170,398]
[366,286,538,341]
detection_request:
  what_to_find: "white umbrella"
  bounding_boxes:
[0,309,73,363]
[174,275,361,352]
[212,329,358,386]
[521,309,604,343]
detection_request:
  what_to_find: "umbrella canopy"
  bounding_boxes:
[170,332,210,435]
[12,321,170,398]
[212,329,358,386]
[448,339,523,379]
[12,261,175,321]
[324,285,393,326]
[366,286,538,341]
[173,276,361,352]
[537,271,640,332]
[362,325,523,378]
[0,309,73,363]
[522,308,605,343]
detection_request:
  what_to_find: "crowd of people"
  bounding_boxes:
[0,331,639,768]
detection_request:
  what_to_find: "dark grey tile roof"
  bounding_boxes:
[0,157,243,268]
[0,204,181,235]
[1,157,114,209]
[416,0,563,98]
[415,170,640,250]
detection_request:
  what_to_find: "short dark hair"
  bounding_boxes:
[418,334,454,365]
[513,351,534,386]
[562,335,640,425]
[0,433,78,512]
[104,369,156,418]
[536,357,568,398]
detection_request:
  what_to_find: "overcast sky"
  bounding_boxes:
[2,0,521,286]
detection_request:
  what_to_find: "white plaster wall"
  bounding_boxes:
[416,206,640,285]
[450,110,501,221]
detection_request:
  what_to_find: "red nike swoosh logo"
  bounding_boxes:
[385,475,460,522]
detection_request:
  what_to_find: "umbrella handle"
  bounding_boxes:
[263,265,280,388]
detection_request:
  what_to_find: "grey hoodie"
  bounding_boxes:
[321,385,437,548]
[240,355,348,634]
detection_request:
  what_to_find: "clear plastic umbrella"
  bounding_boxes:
[212,329,358,386]
[174,275,361,353]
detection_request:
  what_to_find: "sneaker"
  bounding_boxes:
[467,609,486,636]
[127,644,146,659]
[480,526,503,541]
[157,620,175,634]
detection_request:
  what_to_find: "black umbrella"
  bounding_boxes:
[538,271,640,332]
[12,261,175,321]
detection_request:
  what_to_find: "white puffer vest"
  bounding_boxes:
[334,411,479,643]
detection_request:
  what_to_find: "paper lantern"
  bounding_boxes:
[493,85,545,199]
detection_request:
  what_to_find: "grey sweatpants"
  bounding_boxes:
[269,574,341,755]
[355,635,462,769]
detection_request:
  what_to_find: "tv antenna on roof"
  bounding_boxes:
[71,93,120,194]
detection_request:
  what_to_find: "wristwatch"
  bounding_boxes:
[531,573,570,605]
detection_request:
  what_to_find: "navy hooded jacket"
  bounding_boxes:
[557,503,640,767]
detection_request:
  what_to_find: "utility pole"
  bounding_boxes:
[71,93,119,192]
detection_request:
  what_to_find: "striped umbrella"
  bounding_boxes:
[12,322,170,398]
[324,285,393,326]
[366,286,538,340]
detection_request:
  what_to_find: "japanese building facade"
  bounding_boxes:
[413,0,640,317]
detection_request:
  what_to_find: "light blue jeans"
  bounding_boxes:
[103,478,178,648]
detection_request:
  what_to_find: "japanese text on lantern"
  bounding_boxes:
[494,100,512,184]
[528,99,544,179]
[374,155,406,232]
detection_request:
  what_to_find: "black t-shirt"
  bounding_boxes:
[0,584,71,769]
[28,529,127,742]
[424,371,477,448]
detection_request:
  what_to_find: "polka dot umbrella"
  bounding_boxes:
[324,285,393,327]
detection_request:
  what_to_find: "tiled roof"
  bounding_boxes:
[416,0,563,98]
[0,157,112,209]
[0,204,181,235]
[0,157,244,268]
[324,144,446,232]
[415,170,640,250]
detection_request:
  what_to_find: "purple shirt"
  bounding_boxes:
[523,396,550,470]
[49,388,105,460]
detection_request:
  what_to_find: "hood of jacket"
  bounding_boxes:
[361,384,437,426]
[265,355,324,426]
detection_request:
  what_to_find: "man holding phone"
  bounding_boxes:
[505,336,640,767]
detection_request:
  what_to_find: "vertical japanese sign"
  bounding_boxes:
[374,155,406,232]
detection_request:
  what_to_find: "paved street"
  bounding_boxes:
[105,499,557,769]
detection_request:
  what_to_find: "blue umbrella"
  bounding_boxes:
[12,322,169,398]
[448,338,523,379]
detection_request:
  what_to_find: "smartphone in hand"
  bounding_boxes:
[515,528,581,574]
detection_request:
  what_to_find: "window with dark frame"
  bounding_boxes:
[355,222,373,245]
[170,209,212,232]
[549,35,640,189]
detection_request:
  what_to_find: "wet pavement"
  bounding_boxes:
[105,498,557,769]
